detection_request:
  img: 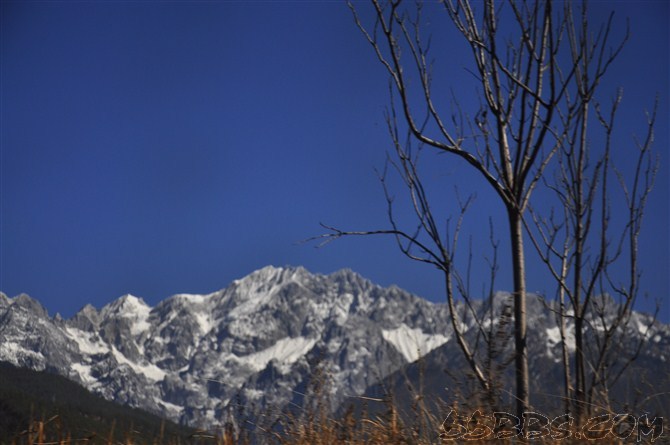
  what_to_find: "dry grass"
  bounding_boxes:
[7,403,661,445]
[7,367,662,445]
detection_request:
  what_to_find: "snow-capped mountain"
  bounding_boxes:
[0,266,667,429]
[0,266,455,427]
[352,293,670,424]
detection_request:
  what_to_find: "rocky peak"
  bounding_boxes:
[70,304,101,331]
[0,266,665,431]
[0,292,11,311]
[10,293,49,319]
[100,294,150,319]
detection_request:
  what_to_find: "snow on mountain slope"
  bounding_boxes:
[0,266,667,430]
[236,336,318,373]
[0,266,455,428]
[101,294,151,332]
[64,326,108,355]
[382,324,449,362]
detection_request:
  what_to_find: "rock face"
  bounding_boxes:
[0,266,667,428]
[0,266,455,427]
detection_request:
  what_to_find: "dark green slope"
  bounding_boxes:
[0,361,194,443]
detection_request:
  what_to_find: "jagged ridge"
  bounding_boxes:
[0,266,667,429]
[0,266,453,428]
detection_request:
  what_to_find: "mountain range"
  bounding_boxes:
[1,265,667,432]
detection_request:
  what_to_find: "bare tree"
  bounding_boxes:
[524,0,659,422]
[316,0,646,420]
[528,93,659,420]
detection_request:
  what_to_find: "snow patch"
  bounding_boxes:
[122,295,152,335]
[72,362,97,385]
[633,315,652,337]
[65,327,109,355]
[111,346,166,382]
[194,311,214,334]
[382,324,449,363]
[103,295,152,336]
[545,325,575,362]
[330,293,353,325]
[155,397,184,415]
[236,336,317,373]
[229,285,278,318]
[205,409,217,423]
[177,293,209,304]
[0,342,45,365]
[244,388,265,400]
[546,326,562,345]
[170,293,216,334]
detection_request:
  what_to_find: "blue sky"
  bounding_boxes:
[1,1,668,322]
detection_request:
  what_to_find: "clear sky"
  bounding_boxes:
[1,1,668,322]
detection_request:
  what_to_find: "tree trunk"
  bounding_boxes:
[574,314,586,422]
[508,208,530,419]
[559,293,573,416]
